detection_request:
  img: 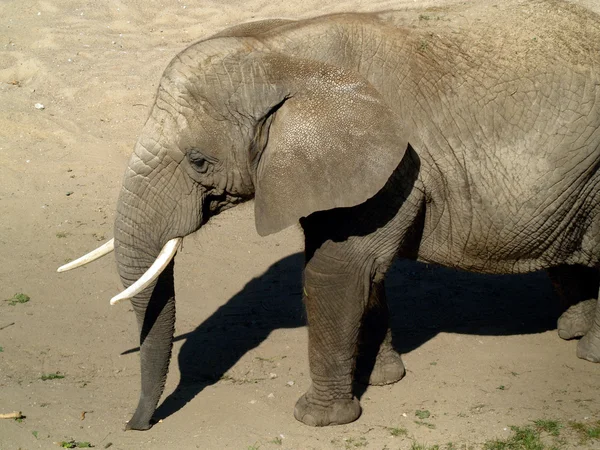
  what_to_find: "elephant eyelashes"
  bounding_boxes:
[188,149,214,174]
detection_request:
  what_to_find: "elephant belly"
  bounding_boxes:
[415,176,600,274]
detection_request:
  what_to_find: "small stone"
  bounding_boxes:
[269,373,277,379]
[286,381,294,387]
[249,400,257,404]
[402,413,407,417]
[267,393,274,399]
[66,191,74,196]
[34,103,45,110]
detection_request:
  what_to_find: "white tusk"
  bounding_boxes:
[110,237,182,305]
[57,238,115,273]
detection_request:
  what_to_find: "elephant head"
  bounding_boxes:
[58,34,408,430]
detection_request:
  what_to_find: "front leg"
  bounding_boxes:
[294,239,367,427]
[355,278,405,386]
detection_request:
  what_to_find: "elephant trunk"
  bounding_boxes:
[113,139,200,430]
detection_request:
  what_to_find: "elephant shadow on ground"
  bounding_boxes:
[150,252,559,422]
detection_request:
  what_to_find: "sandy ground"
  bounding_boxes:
[1,0,600,449]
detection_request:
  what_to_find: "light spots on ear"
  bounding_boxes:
[254,61,408,236]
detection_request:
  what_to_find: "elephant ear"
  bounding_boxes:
[254,64,409,236]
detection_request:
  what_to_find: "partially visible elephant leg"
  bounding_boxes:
[548,265,599,340]
[355,278,405,386]
[294,239,371,427]
[577,284,600,363]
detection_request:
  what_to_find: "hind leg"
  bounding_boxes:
[577,285,600,362]
[547,265,599,340]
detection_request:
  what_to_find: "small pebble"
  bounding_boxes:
[249,400,257,404]
[286,381,294,387]
[66,191,74,196]
[269,373,277,379]
[34,103,45,110]
[267,393,274,399]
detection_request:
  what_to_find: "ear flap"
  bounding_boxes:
[254,65,409,236]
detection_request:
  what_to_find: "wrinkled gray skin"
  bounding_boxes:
[114,2,600,430]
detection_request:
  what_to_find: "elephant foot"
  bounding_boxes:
[124,398,156,431]
[577,330,600,363]
[356,348,405,386]
[125,417,154,431]
[125,412,154,431]
[294,390,361,426]
[557,299,596,340]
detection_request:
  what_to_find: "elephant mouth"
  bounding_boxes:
[57,237,182,305]
[57,192,253,306]
[206,191,252,216]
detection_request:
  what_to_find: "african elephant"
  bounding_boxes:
[59,1,600,430]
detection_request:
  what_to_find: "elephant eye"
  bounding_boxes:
[188,148,213,174]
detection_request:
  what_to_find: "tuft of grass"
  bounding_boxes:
[58,441,93,448]
[0,346,3,352]
[569,420,600,441]
[247,444,260,450]
[415,409,431,419]
[56,231,68,238]
[411,443,440,450]
[32,431,38,439]
[419,14,431,20]
[343,436,368,448]
[483,425,544,450]
[497,385,506,390]
[269,436,283,445]
[40,372,65,381]
[533,419,561,437]
[415,420,436,429]
[5,293,30,306]
[389,426,408,437]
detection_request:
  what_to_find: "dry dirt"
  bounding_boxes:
[1,1,599,449]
